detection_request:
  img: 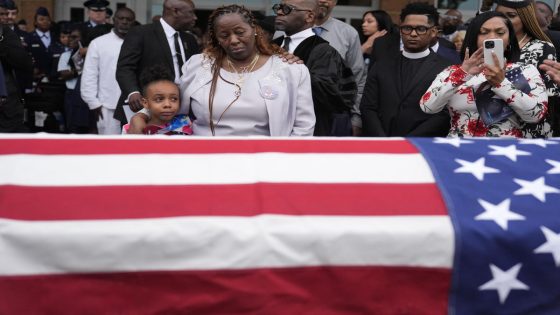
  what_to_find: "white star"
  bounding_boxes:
[479,263,529,304]
[519,139,558,148]
[534,226,560,267]
[546,159,560,174]
[513,177,560,202]
[455,158,500,181]
[488,145,531,162]
[433,137,474,148]
[475,199,525,230]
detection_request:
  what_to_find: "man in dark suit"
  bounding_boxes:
[0,0,26,43]
[273,0,356,136]
[115,0,200,124]
[0,24,33,132]
[432,36,462,64]
[0,0,32,93]
[360,3,451,137]
[369,6,461,67]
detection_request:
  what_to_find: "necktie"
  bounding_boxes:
[312,26,323,36]
[41,34,50,47]
[282,36,291,52]
[173,32,184,77]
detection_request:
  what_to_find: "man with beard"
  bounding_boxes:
[314,0,366,136]
[81,7,135,134]
[274,0,356,136]
[115,0,200,125]
[360,3,451,137]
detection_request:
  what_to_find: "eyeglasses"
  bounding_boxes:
[272,3,312,15]
[399,25,433,35]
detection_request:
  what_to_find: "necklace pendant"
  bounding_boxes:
[235,88,241,97]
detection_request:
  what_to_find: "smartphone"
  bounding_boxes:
[483,39,505,69]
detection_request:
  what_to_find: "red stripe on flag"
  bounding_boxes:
[0,266,451,315]
[0,183,447,220]
[0,139,419,155]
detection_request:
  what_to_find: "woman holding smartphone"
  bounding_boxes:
[420,12,548,137]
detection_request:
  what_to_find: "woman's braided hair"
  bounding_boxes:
[205,4,280,70]
[516,2,552,43]
[205,5,282,135]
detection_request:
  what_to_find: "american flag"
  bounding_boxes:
[0,135,558,314]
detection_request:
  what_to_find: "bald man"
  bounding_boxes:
[115,0,200,125]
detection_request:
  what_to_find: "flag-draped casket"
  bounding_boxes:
[0,135,559,314]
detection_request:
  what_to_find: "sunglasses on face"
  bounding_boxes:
[399,25,433,35]
[272,3,312,15]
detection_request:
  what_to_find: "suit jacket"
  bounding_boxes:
[371,34,461,65]
[179,54,315,136]
[115,20,200,123]
[0,26,33,131]
[369,31,400,67]
[436,43,462,65]
[24,30,59,81]
[360,51,451,137]
[274,35,356,136]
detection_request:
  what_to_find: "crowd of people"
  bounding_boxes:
[1,0,560,138]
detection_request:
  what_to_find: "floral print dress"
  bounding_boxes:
[519,39,557,138]
[420,63,548,137]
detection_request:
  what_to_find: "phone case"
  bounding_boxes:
[483,39,504,68]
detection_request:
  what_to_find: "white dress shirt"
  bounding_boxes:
[160,17,186,84]
[283,28,314,54]
[81,30,124,110]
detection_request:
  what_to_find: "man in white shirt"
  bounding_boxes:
[81,7,135,134]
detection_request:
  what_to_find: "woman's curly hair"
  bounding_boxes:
[139,64,175,95]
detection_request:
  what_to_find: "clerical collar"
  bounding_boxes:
[402,49,430,59]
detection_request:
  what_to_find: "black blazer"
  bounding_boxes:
[0,26,33,131]
[24,30,59,81]
[274,35,357,136]
[115,20,200,123]
[360,51,451,137]
[371,34,461,65]
[436,43,462,65]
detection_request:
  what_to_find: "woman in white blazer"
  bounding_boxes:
[128,4,315,136]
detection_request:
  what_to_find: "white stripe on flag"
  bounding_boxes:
[0,153,435,186]
[0,215,453,275]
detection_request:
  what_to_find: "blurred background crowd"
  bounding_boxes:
[1,0,559,137]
